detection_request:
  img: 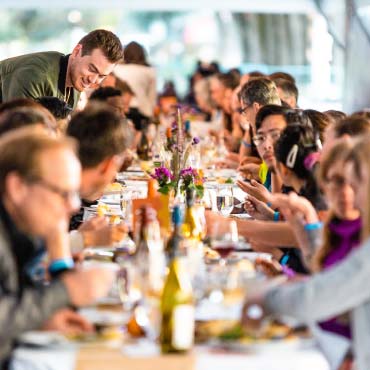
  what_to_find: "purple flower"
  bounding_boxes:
[192,137,200,145]
[151,166,174,185]
[180,167,198,179]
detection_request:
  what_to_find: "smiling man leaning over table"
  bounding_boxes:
[0,29,123,109]
[0,127,115,369]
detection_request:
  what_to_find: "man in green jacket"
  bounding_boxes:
[0,29,123,109]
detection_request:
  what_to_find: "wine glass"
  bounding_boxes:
[216,184,234,216]
[210,220,239,265]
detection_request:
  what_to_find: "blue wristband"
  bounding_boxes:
[280,254,290,265]
[48,258,74,274]
[273,211,280,222]
[242,140,252,148]
[304,222,323,231]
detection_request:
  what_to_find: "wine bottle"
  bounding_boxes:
[164,205,182,259]
[160,205,194,353]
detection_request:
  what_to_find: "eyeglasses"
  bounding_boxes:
[237,106,249,115]
[28,177,81,208]
[252,130,282,146]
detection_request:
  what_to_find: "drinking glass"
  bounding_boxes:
[210,220,239,265]
[216,184,234,216]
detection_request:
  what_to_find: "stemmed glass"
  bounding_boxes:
[210,220,239,265]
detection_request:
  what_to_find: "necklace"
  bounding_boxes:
[64,86,72,104]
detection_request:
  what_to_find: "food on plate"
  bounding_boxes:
[195,320,294,343]
[97,203,109,217]
[105,182,123,192]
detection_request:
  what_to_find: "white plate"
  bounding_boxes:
[18,331,68,347]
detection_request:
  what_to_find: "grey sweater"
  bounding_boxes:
[0,211,71,366]
[265,237,370,370]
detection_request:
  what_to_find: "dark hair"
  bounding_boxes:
[0,98,41,114]
[275,123,322,179]
[248,71,265,78]
[216,72,240,90]
[269,71,296,84]
[115,78,135,95]
[275,124,319,179]
[255,104,288,131]
[284,110,322,147]
[228,68,241,82]
[36,97,72,120]
[123,41,149,66]
[90,87,122,102]
[333,116,370,138]
[78,29,123,63]
[273,78,299,107]
[239,77,281,107]
[323,110,346,125]
[0,107,56,136]
[275,124,323,208]
[66,103,128,168]
[303,109,330,143]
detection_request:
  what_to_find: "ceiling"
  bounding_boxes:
[2,0,318,13]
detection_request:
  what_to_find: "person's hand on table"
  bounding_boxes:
[78,216,108,232]
[244,194,275,220]
[79,217,128,247]
[237,178,272,203]
[255,257,284,278]
[241,276,287,336]
[42,308,94,336]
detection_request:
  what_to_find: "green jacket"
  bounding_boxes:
[0,51,80,109]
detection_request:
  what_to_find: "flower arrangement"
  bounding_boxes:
[150,166,175,195]
[179,167,204,199]
[150,107,203,198]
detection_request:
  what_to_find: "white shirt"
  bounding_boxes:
[114,64,157,118]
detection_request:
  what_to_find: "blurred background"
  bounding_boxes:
[1,0,370,112]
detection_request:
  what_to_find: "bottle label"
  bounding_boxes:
[172,304,194,350]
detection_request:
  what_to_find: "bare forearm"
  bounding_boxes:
[236,219,298,247]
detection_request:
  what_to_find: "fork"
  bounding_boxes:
[234,200,248,209]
